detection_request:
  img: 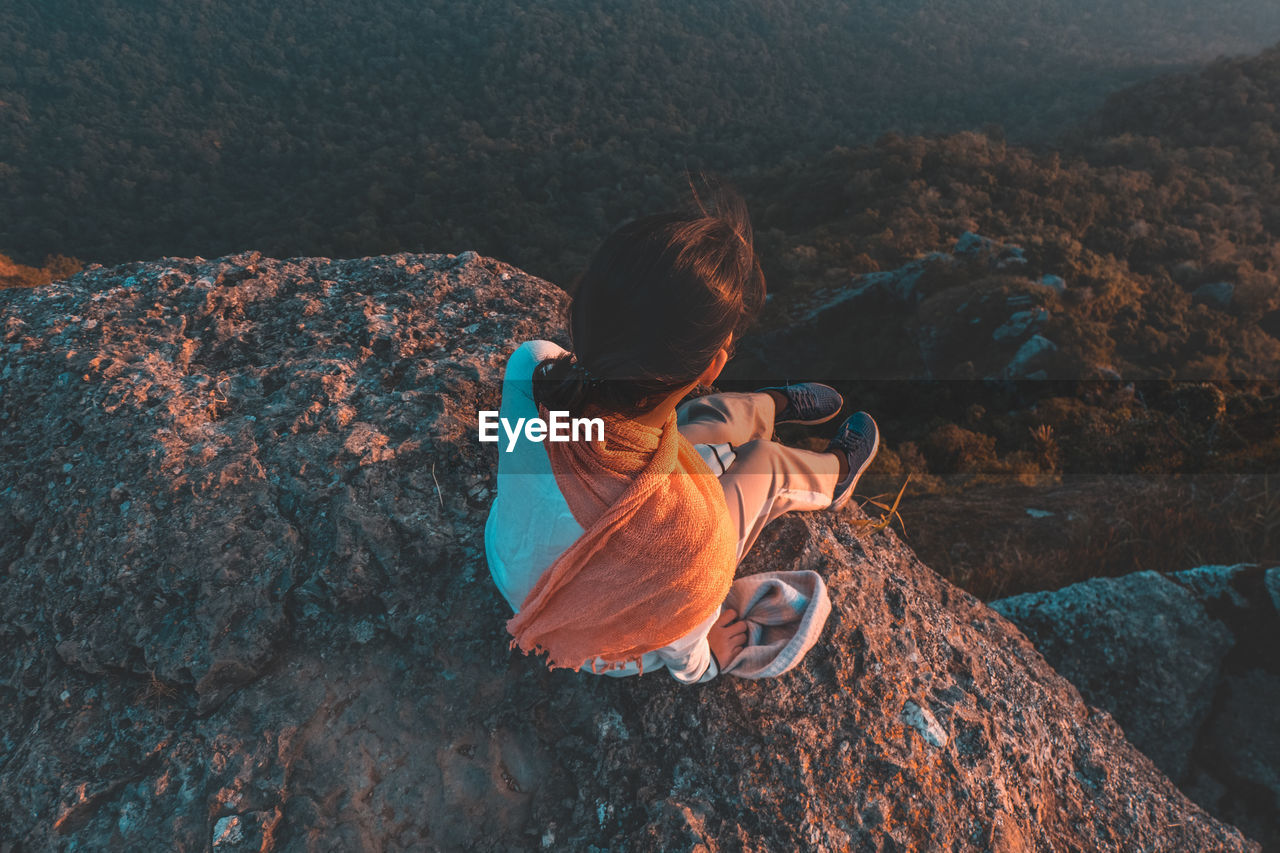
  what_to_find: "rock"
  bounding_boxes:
[995,248,1028,269]
[212,814,246,847]
[992,306,1050,342]
[1001,334,1058,378]
[954,231,999,258]
[1090,363,1124,381]
[790,251,953,324]
[1177,563,1252,609]
[991,570,1235,781]
[1187,668,1280,847]
[0,253,1260,851]
[900,699,948,748]
[739,232,1066,382]
[993,563,1280,851]
[1037,274,1067,293]
[796,231,1040,327]
[1172,261,1201,285]
[847,256,933,303]
[954,230,1026,268]
[1192,281,1234,309]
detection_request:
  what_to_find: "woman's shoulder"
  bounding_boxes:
[505,339,570,383]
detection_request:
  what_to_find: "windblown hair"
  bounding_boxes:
[534,174,766,418]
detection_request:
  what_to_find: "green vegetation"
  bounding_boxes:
[716,46,1280,596]
[4,0,1279,284]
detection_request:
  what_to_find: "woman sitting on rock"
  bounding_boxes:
[483,178,879,682]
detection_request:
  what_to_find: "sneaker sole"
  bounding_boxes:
[829,418,880,511]
[777,410,844,426]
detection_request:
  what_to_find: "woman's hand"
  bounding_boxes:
[708,608,748,670]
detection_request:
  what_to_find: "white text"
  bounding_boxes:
[478,410,605,452]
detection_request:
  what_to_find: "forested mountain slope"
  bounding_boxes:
[3,0,1279,282]
[725,44,1280,596]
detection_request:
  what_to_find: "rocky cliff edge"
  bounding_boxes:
[0,252,1260,851]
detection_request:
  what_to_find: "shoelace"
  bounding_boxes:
[834,423,870,455]
[785,385,816,418]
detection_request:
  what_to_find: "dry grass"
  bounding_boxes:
[851,474,912,536]
[137,668,179,707]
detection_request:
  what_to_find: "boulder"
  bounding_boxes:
[954,231,1026,268]
[1037,274,1067,294]
[993,563,1280,851]
[992,307,1050,343]
[738,234,1067,382]
[991,570,1235,781]
[1192,281,1235,309]
[1002,333,1058,379]
[0,252,1260,851]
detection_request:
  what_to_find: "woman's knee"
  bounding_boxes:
[676,396,731,427]
[730,438,789,473]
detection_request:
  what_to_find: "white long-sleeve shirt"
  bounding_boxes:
[483,339,721,683]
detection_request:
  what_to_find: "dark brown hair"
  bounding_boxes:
[534,175,766,418]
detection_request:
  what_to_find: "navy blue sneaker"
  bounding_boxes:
[757,382,844,426]
[825,412,880,510]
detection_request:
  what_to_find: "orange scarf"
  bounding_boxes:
[506,402,738,671]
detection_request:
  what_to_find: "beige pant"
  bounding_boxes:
[676,391,841,564]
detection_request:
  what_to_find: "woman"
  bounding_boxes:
[484,178,879,682]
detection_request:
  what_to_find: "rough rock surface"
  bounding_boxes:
[993,564,1280,851]
[0,252,1261,851]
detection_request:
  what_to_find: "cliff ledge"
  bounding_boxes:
[0,252,1259,851]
